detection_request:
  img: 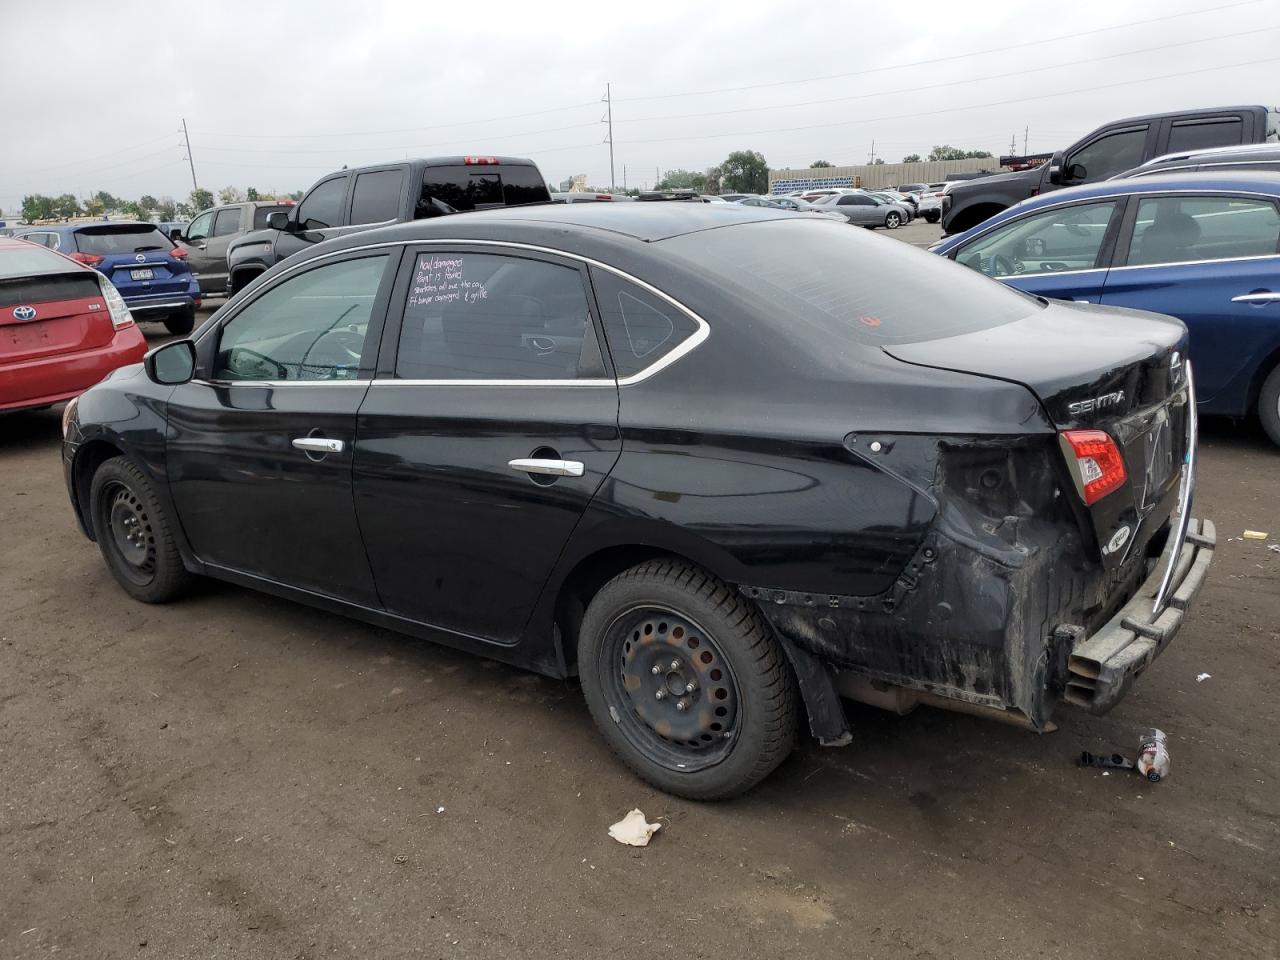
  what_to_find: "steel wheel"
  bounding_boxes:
[605,605,742,773]
[102,480,157,585]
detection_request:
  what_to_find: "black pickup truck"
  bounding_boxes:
[942,104,1279,234]
[225,156,550,295]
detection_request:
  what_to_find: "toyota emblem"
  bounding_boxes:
[135,253,146,263]
[12,305,36,321]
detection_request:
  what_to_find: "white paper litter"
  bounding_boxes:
[608,808,661,847]
[1196,673,1211,683]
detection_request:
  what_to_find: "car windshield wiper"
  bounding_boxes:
[134,245,165,252]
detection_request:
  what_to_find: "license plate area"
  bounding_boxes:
[130,268,154,281]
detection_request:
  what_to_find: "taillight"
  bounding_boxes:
[1060,430,1127,504]
[464,156,498,165]
[70,252,104,267]
[98,277,134,331]
[169,246,188,259]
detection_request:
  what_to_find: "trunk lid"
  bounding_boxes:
[884,299,1191,569]
[0,272,114,363]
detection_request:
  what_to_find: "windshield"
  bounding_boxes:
[662,218,1039,346]
[74,225,172,255]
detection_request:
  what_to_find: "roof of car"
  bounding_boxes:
[1131,142,1280,169]
[17,221,157,234]
[1096,104,1272,127]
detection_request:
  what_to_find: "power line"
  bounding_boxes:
[191,121,600,156]
[619,27,1275,125]
[612,0,1262,103]
[2,133,177,177]
[622,56,1280,145]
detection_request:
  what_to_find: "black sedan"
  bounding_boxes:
[61,204,1215,799]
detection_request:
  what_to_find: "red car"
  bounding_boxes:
[1,237,148,413]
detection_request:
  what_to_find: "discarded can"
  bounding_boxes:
[1136,729,1170,782]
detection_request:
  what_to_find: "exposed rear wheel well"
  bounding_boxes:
[73,440,126,540]
[553,545,692,675]
[229,268,264,296]
[948,202,1006,234]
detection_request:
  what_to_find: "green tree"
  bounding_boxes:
[53,193,82,218]
[654,168,702,191]
[872,158,885,165]
[289,189,304,201]
[217,185,246,205]
[719,150,768,194]
[137,195,159,218]
[810,160,833,168]
[927,145,994,162]
[902,153,921,163]
[189,188,215,211]
[156,197,178,220]
[84,195,105,217]
[22,194,56,221]
[246,187,260,201]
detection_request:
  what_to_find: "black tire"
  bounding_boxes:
[884,211,902,229]
[89,457,194,603]
[925,211,940,223]
[164,307,195,335]
[577,559,798,800]
[1260,364,1280,448]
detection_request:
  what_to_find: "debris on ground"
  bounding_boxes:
[608,809,661,847]
[1137,729,1171,783]
[1242,530,1268,540]
[1196,673,1212,682]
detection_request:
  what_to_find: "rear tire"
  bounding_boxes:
[1259,364,1280,448]
[925,211,940,223]
[885,212,902,229]
[164,308,195,335]
[577,559,798,800]
[89,457,194,603]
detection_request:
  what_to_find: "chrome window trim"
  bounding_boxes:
[1109,252,1280,273]
[991,267,1108,280]
[201,379,373,387]
[194,237,711,388]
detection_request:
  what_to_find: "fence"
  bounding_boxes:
[769,157,999,194]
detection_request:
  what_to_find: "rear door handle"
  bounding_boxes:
[1231,291,1280,303]
[508,458,584,478]
[292,437,345,454]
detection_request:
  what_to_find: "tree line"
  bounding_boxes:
[18,186,304,224]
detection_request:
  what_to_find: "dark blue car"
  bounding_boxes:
[932,171,1280,446]
[14,221,201,334]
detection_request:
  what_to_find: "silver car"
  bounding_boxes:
[812,192,910,229]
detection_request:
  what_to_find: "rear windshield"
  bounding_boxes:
[417,164,550,216]
[0,242,76,280]
[661,218,1039,346]
[75,225,172,255]
[252,205,293,229]
[0,272,100,308]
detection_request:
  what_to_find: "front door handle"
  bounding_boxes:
[1231,291,1280,303]
[292,437,345,454]
[508,458,584,478]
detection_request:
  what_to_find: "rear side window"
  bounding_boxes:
[1167,117,1244,154]
[590,268,700,378]
[395,252,594,380]
[1127,196,1280,266]
[74,226,172,255]
[213,208,242,236]
[663,218,1037,346]
[298,177,347,230]
[252,205,292,229]
[350,169,404,225]
[416,164,549,217]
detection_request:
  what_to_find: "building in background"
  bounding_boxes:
[769,157,999,194]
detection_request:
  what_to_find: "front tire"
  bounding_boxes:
[577,560,798,800]
[164,307,195,335]
[885,212,902,229]
[925,211,940,223]
[89,457,194,603]
[1259,364,1280,447]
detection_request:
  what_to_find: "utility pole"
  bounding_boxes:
[181,118,199,193]
[1010,133,1018,155]
[602,84,616,192]
[867,139,876,165]
[623,164,627,192]
[1024,125,1029,155]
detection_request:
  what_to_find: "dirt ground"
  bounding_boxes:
[3,222,1278,958]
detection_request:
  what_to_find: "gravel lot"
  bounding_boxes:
[2,219,1277,959]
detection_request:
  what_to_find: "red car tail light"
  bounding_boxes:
[70,252,105,267]
[464,156,498,165]
[1061,429,1127,504]
[169,246,188,259]
[97,277,135,331]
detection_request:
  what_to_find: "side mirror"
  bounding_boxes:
[144,339,196,385]
[1065,162,1088,183]
[1047,151,1065,185]
[267,210,291,231]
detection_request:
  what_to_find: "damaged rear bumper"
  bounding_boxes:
[1063,518,1215,715]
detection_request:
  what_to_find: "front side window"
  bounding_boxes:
[955,201,1118,278]
[591,268,699,378]
[186,211,214,242]
[395,253,594,380]
[212,208,242,236]
[1127,196,1280,267]
[297,177,347,230]
[1066,127,1148,182]
[350,169,404,225]
[1167,117,1244,154]
[214,255,388,381]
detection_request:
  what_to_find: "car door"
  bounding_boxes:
[276,174,350,261]
[948,198,1124,302]
[1060,124,1155,185]
[1100,192,1280,411]
[197,206,243,293]
[180,210,217,289]
[836,194,877,225]
[353,245,621,644]
[165,250,397,606]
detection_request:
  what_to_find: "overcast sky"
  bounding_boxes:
[1,0,1276,210]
